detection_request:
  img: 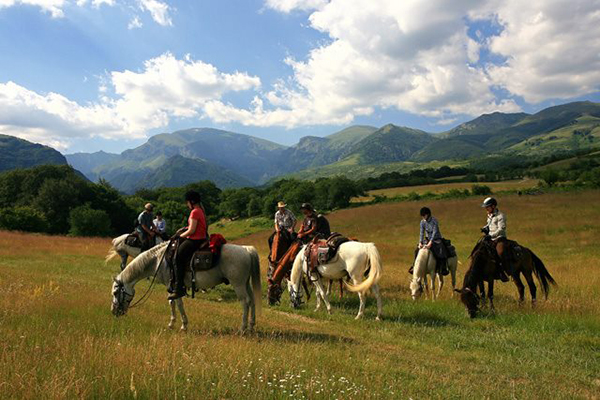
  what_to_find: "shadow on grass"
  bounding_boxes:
[190,327,355,344]
[395,310,459,327]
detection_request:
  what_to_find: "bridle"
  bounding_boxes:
[113,278,134,315]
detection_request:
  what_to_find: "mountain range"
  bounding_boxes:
[0,134,67,173]
[3,100,599,192]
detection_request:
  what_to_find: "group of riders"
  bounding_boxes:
[130,186,514,302]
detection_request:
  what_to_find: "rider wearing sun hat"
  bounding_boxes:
[481,197,510,282]
[268,201,297,249]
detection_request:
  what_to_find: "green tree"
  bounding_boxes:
[0,206,48,232]
[69,205,112,237]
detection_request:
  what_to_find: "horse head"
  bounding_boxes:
[410,279,424,300]
[111,277,135,317]
[455,287,480,318]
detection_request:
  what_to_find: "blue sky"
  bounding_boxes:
[1,0,599,154]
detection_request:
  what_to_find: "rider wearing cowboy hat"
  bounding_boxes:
[268,201,297,249]
[481,197,510,282]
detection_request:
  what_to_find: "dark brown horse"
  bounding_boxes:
[267,230,298,305]
[456,237,556,318]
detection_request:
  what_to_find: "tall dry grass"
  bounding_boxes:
[0,190,599,399]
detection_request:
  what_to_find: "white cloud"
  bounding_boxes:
[138,0,171,26]
[0,53,261,149]
[127,15,142,29]
[0,0,67,18]
[478,0,600,103]
[0,0,172,27]
[264,0,327,13]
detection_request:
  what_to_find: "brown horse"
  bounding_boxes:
[456,237,556,318]
[267,230,298,305]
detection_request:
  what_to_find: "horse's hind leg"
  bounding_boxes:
[233,282,251,333]
[371,284,383,321]
[436,274,444,298]
[523,270,537,307]
[246,281,256,331]
[513,273,526,305]
[168,299,177,329]
[355,291,366,320]
[429,274,436,301]
[478,281,486,307]
[487,280,495,313]
[176,298,188,331]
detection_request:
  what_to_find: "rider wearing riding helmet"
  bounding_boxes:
[169,190,208,300]
[481,197,510,282]
[409,207,449,275]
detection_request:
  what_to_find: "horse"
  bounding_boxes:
[266,230,296,305]
[288,241,383,320]
[455,238,556,318]
[110,241,262,332]
[409,248,458,300]
[106,233,164,271]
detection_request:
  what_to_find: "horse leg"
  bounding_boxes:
[247,281,256,332]
[437,274,444,298]
[450,261,457,296]
[314,287,322,312]
[168,299,177,329]
[355,291,366,320]
[479,281,486,307]
[430,273,436,301]
[423,277,430,300]
[371,284,383,321]
[313,279,332,315]
[523,270,537,307]
[513,273,526,305]
[487,280,495,313]
[176,298,188,331]
[120,252,128,271]
[326,279,333,297]
[233,282,251,333]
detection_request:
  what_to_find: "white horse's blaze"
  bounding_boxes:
[289,242,383,320]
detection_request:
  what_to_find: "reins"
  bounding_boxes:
[128,239,172,309]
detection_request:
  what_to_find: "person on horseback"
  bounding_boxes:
[168,190,208,300]
[409,207,449,275]
[153,211,169,241]
[297,203,320,244]
[481,197,510,282]
[268,201,297,249]
[136,203,156,251]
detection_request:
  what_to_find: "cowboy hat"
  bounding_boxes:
[277,201,287,208]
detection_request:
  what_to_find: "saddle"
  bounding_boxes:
[125,232,142,248]
[442,238,457,258]
[305,233,351,274]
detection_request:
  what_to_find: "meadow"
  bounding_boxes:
[1,190,599,399]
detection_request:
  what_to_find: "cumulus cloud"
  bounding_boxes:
[0,53,261,149]
[478,0,600,103]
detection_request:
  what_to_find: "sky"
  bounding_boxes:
[1,0,599,154]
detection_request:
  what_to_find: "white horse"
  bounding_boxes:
[106,233,164,271]
[410,248,458,300]
[289,242,383,320]
[109,242,262,332]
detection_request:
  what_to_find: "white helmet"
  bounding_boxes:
[481,197,497,208]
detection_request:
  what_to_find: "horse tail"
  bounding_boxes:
[249,247,262,317]
[529,249,556,298]
[345,243,382,293]
[105,236,122,265]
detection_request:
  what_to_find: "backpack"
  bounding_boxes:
[316,214,331,237]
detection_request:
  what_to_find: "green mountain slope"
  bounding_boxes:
[0,134,67,173]
[443,112,529,138]
[65,151,120,181]
[351,124,436,164]
[134,155,253,190]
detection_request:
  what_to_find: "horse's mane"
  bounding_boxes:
[463,242,491,289]
[120,242,169,283]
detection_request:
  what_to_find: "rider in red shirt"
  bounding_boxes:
[169,190,207,300]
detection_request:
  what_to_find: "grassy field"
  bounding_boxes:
[1,190,599,399]
[354,178,540,203]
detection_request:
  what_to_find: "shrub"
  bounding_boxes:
[69,205,111,237]
[406,192,421,201]
[0,206,48,232]
[471,184,492,196]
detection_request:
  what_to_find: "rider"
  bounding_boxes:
[168,190,208,300]
[268,201,297,249]
[481,197,510,282]
[297,203,320,244]
[410,207,449,275]
[136,203,156,251]
[153,211,168,241]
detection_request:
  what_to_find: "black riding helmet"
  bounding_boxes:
[481,197,497,207]
[420,207,431,217]
[185,190,202,205]
[300,202,314,212]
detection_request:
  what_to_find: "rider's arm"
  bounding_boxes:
[180,218,198,239]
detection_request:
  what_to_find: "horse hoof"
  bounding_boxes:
[354,314,363,320]
[180,325,187,332]
[375,316,381,321]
